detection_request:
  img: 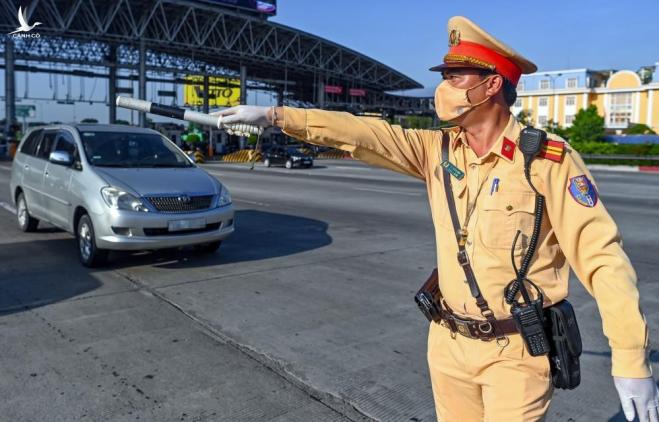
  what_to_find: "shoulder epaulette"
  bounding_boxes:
[538,138,565,162]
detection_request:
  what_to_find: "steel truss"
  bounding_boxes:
[0,0,431,113]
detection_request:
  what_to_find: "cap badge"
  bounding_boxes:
[449,29,461,47]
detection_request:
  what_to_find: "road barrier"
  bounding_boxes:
[221,150,262,163]
[193,150,205,163]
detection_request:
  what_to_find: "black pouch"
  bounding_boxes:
[414,269,443,323]
[545,300,582,389]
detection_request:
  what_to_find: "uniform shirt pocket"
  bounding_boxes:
[478,192,536,252]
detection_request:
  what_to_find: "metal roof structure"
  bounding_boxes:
[0,0,431,120]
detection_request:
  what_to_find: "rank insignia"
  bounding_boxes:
[441,160,465,180]
[568,175,598,207]
[501,137,515,161]
[539,139,565,162]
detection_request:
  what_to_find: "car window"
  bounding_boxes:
[19,129,42,156]
[79,131,193,168]
[36,132,57,160]
[53,130,77,157]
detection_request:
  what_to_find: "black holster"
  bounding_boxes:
[414,269,442,323]
[545,300,582,389]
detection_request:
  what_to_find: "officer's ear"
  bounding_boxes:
[484,74,504,97]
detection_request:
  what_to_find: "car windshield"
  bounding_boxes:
[286,147,305,155]
[79,131,193,168]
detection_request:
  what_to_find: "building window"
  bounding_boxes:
[517,82,525,92]
[566,78,578,88]
[538,115,548,127]
[540,80,550,90]
[538,97,548,107]
[514,98,522,108]
[565,96,576,106]
[608,92,633,127]
[565,115,575,126]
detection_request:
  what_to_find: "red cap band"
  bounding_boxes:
[446,41,522,85]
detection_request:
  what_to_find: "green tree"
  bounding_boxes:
[544,119,570,140]
[516,110,532,126]
[80,118,98,123]
[400,115,433,129]
[569,105,605,143]
[115,119,130,125]
[624,123,656,135]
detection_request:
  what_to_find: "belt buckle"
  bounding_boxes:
[457,249,469,266]
[454,318,475,339]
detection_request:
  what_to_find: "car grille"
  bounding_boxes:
[145,195,213,213]
[143,222,222,236]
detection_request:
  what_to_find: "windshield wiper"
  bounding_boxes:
[94,163,131,167]
[141,163,192,168]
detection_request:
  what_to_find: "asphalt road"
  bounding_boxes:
[0,159,657,422]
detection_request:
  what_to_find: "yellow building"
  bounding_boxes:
[512,63,659,133]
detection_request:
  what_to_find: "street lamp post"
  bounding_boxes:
[544,73,562,127]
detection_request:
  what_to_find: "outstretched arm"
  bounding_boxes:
[215,105,437,180]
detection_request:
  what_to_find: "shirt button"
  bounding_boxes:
[506,205,513,211]
[466,240,472,245]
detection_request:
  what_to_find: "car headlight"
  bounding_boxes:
[292,156,301,161]
[218,186,232,207]
[101,187,149,212]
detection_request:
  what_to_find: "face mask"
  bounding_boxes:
[434,77,492,122]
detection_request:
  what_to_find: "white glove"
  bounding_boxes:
[211,105,272,128]
[614,376,659,422]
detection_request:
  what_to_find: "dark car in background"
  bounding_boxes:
[263,146,313,169]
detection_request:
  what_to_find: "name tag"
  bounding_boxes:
[440,160,465,180]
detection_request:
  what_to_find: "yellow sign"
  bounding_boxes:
[183,75,241,107]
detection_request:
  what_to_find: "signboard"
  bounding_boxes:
[183,75,241,107]
[349,88,366,97]
[324,85,343,94]
[16,105,36,118]
[204,0,276,15]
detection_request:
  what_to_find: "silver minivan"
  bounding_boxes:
[10,124,234,267]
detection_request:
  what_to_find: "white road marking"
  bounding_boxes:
[234,198,270,207]
[333,166,372,171]
[0,201,16,214]
[353,187,422,196]
[0,165,11,172]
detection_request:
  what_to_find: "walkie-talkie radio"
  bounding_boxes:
[510,285,551,356]
[506,126,551,356]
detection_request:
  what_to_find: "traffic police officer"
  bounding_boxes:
[215,16,658,422]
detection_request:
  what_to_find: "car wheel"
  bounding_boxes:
[285,160,293,169]
[16,192,39,232]
[77,214,108,267]
[264,158,271,167]
[197,241,221,254]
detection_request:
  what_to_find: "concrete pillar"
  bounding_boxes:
[108,45,117,124]
[239,65,247,105]
[317,76,325,109]
[202,74,209,114]
[138,39,147,127]
[4,38,15,140]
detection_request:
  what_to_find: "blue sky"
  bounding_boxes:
[272,0,659,96]
[3,0,659,122]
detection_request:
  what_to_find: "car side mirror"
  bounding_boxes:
[49,151,73,166]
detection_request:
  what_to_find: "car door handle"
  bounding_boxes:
[24,165,29,170]
[44,171,49,177]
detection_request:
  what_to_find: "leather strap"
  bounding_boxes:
[440,132,505,338]
[439,307,519,340]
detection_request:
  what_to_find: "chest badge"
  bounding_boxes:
[568,175,598,207]
[441,160,465,180]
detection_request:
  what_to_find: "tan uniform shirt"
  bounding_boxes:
[276,106,650,378]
